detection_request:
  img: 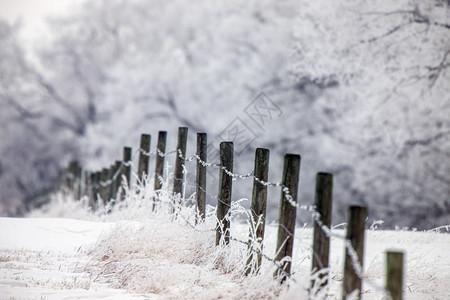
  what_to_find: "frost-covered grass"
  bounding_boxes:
[1,178,450,299]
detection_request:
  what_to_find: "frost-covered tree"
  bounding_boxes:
[1,0,448,229]
[289,0,450,228]
[0,20,84,214]
[39,0,298,157]
[0,0,298,214]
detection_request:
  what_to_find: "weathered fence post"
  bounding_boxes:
[110,160,122,202]
[99,168,111,204]
[63,162,73,191]
[342,206,367,300]
[91,171,100,209]
[83,170,90,197]
[386,251,404,300]
[153,131,167,211]
[215,142,234,246]
[245,148,269,275]
[122,146,132,189]
[74,163,82,200]
[195,133,207,223]
[311,172,333,294]
[84,170,92,206]
[172,127,188,213]
[64,160,81,196]
[137,134,151,183]
[107,164,115,202]
[274,154,301,282]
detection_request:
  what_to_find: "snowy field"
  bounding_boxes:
[0,194,449,300]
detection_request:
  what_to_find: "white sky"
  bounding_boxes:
[0,0,85,41]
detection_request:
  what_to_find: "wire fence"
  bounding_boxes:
[56,129,406,299]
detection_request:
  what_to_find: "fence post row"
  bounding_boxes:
[195,133,207,223]
[386,251,404,300]
[274,154,301,282]
[216,141,234,246]
[57,128,406,299]
[245,148,270,275]
[137,134,151,183]
[153,131,167,211]
[172,127,188,213]
[342,206,367,300]
[310,172,333,294]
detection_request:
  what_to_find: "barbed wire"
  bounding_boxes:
[180,149,298,207]
[150,187,386,295]
[153,193,297,284]
[98,165,125,188]
[159,163,385,295]
[63,146,387,295]
[85,146,306,210]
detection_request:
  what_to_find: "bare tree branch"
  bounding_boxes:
[2,94,85,135]
[411,6,450,30]
[11,42,87,135]
[398,131,450,158]
[67,48,98,123]
[359,23,408,44]
[156,87,203,132]
[427,50,450,87]
[3,95,42,119]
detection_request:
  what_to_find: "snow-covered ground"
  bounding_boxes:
[0,194,449,299]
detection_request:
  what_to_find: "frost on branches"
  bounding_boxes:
[0,0,449,229]
[291,0,450,228]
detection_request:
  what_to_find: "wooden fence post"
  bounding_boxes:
[84,170,92,205]
[215,142,234,246]
[99,168,110,204]
[64,161,74,191]
[107,164,115,202]
[109,163,116,202]
[342,206,367,300]
[153,131,167,211]
[110,160,122,202]
[83,170,89,196]
[274,154,301,282]
[245,148,269,275]
[311,172,333,293]
[386,251,404,300]
[172,127,188,213]
[195,133,207,223]
[123,146,132,189]
[91,171,100,209]
[65,160,81,195]
[137,134,151,183]
[62,165,70,192]
[74,163,82,200]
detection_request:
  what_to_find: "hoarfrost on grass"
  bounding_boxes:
[10,173,449,299]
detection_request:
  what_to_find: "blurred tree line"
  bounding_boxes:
[0,0,448,228]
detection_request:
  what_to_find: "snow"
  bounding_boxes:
[0,217,111,252]
[0,217,151,299]
[1,194,449,299]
